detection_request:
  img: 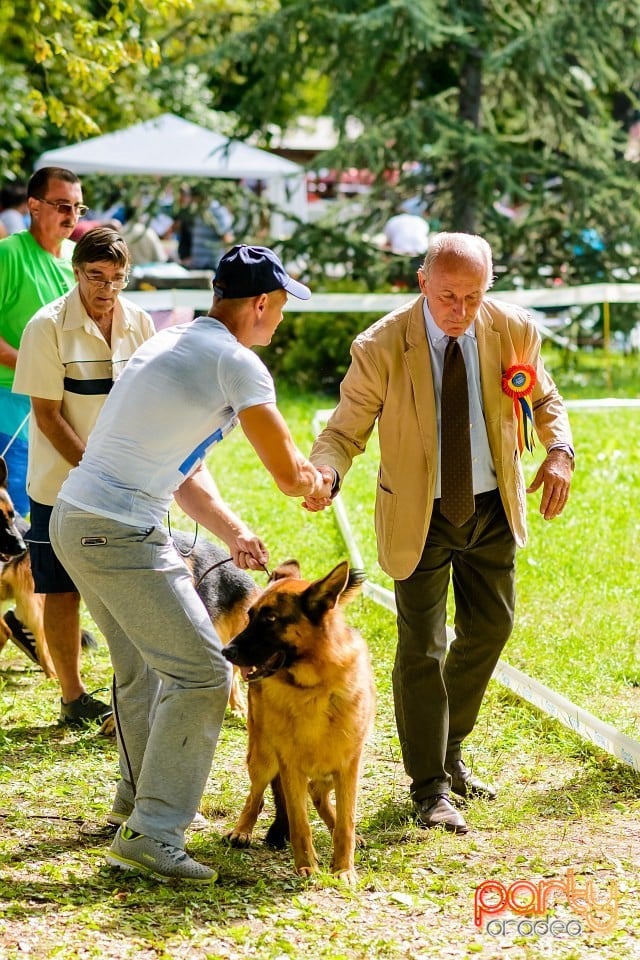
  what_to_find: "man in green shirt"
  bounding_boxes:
[0,167,86,515]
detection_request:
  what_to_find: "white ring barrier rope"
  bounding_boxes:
[312,407,640,773]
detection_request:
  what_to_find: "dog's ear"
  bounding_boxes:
[270,559,301,582]
[0,457,7,489]
[302,560,358,623]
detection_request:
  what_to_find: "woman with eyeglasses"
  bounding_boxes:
[12,226,155,728]
[0,166,86,516]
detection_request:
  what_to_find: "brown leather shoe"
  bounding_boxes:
[413,794,468,834]
[447,759,497,800]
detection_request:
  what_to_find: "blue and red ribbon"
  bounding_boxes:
[501,364,537,454]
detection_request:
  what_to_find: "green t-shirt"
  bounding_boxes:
[0,230,75,389]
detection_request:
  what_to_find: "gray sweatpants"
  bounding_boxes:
[50,500,232,848]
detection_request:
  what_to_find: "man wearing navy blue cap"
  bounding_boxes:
[212,243,312,301]
[50,244,332,882]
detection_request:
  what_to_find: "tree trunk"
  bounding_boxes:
[454,45,483,234]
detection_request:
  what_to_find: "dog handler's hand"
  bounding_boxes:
[229,530,269,571]
[526,448,572,520]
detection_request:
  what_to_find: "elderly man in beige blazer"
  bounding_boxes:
[307,232,573,834]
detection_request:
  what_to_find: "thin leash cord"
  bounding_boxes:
[111,674,137,797]
[193,556,233,589]
[193,555,272,587]
[165,517,241,584]
[166,512,271,579]
[111,526,270,798]
[0,412,30,458]
[167,513,199,556]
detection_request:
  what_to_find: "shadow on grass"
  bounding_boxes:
[0,663,43,683]
[0,721,115,759]
[522,758,640,819]
[0,829,336,944]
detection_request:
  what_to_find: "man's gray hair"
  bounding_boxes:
[72,226,129,269]
[421,232,494,290]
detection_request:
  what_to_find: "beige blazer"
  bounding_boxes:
[311,295,573,581]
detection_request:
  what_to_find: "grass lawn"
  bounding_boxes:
[1,358,639,960]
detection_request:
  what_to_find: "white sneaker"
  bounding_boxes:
[107,825,216,882]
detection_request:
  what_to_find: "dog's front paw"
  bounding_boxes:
[333,868,358,887]
[99,715,116,737]
[227,693,247,720]
[225,828,252,848]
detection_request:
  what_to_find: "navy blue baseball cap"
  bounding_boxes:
[213,244,311,300]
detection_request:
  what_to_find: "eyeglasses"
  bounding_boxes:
[35,197,89,217]
[79,268,129,290]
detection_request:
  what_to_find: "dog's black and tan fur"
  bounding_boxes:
[0,456,56,677]
[223,559,376,885]
[171,530,259,716]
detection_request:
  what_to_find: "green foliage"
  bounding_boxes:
[212,0,640,288]
[258,310,376,393]
[0,0,193,175]
[543,343,640,398]
[258,310,640,397]
[141,0,279,125]
[3,0,640,295]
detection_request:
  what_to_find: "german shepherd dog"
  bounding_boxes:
[223,559,376,885]
[0,456,56,677]
[171,530,259,717]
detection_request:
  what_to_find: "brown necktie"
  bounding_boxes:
[440,337,475,526]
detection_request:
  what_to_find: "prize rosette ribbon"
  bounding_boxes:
[502,364,537,454]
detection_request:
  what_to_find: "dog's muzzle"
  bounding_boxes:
[223,646,287,682]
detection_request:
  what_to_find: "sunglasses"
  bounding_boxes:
[35,197,89,217]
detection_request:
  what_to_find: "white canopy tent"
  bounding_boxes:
[35,113,308,236]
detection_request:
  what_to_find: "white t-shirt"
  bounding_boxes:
[59,316,276,526]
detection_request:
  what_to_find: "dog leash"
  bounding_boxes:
[194,556,271,588]
[111,675,136,794]
[167,514,198,556]
[193,556,234,589]
[0,411,30,458]
[166,515,272,583]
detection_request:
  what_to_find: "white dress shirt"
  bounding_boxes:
[423,302,498,498]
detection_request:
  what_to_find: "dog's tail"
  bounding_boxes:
[81,629,99,651]
[340,567,367,605]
